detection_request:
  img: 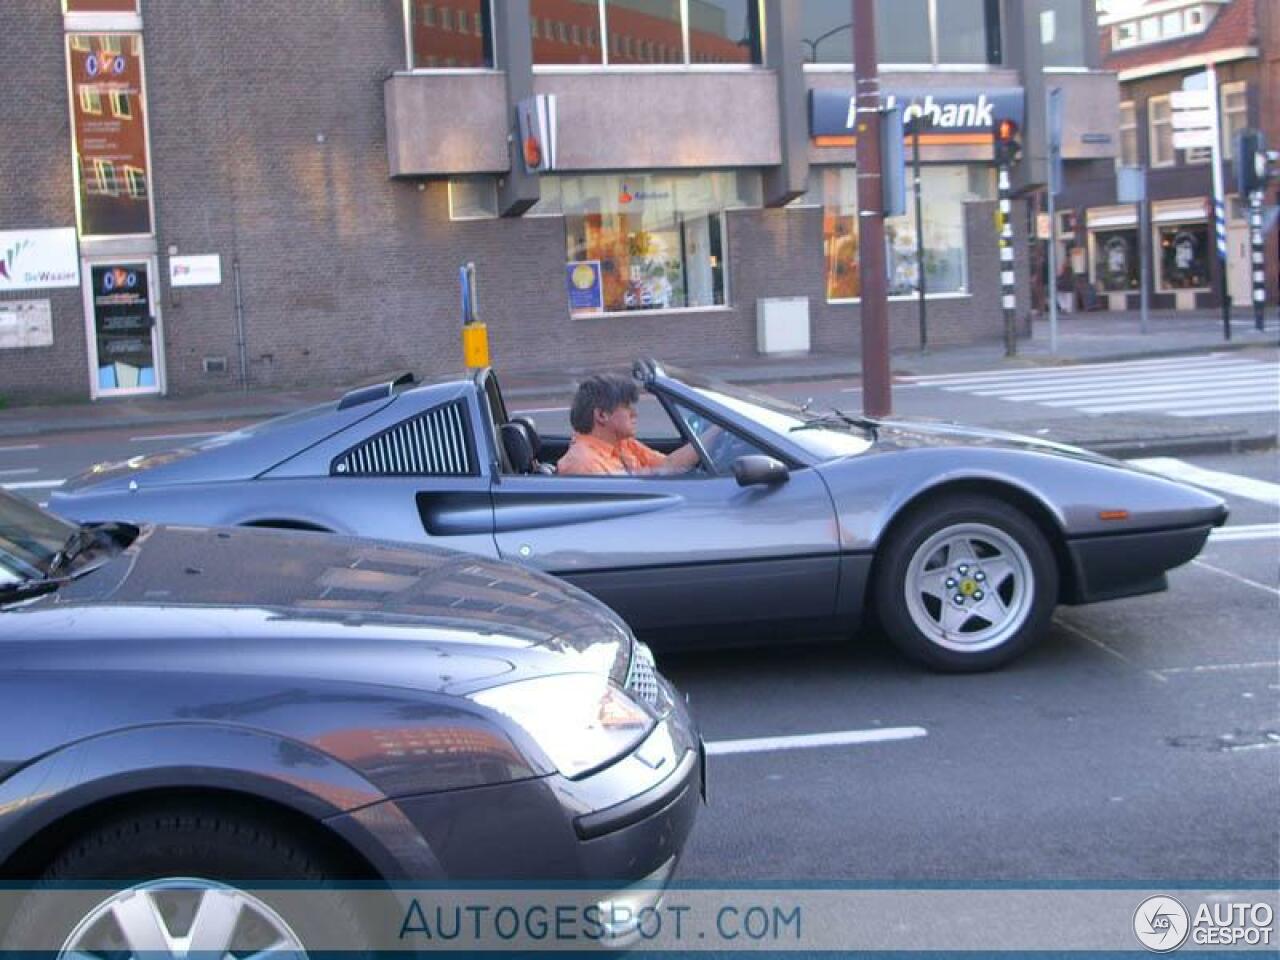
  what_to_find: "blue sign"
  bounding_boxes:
[566,261,603,313]
[810,88,1026,143]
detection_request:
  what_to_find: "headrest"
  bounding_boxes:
[509,415,541,457]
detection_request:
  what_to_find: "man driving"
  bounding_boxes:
[557,374,707,477]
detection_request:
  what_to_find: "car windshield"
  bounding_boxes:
[0,490,78,584]
[663,365,874,461]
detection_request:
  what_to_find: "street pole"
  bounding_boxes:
[1139,169,1152,334]
[1046,87,1063,354]
[998,163,1017,357]
[913,123,927,351]
[1208,65,1231,340]
[853,0,891,417]
[1251,189,1266,330]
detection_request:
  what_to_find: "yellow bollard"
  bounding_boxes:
[462,322,490,369]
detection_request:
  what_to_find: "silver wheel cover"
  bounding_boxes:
[904,521,1035,654]
[59,877,308,959]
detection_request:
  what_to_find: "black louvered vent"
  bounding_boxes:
[332,402,475,477]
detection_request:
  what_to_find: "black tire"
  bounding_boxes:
[874,494,1058,672]
[2,804,372,958]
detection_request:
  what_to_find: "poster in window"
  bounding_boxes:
[566,261,604,313]
[68,33,152,236]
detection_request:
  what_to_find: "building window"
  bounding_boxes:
[1041,0,1087,68]
[688,0,760,64]
[1113,21,1138,48]
[1148,96,1174,168]
[123,165,147,198]
[877,0,931,64]
[78,85,103,115]
[933,0,991,65]
[1118,101,1137,167]
[410,0,492,69]
[803,0,998,67]
[1157,222,1210,291]
[1221,82,1248,160]
[822,165,985,301]
[109,89,131,119]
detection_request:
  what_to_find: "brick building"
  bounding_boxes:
[1057,0,1278,314]
[0,0,1114,403]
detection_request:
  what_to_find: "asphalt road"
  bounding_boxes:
[3,402,1277,889]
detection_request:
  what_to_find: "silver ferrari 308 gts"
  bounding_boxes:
[52,360,1228,672]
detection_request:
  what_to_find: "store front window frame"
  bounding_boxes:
[403,0,497,72]
[1086,207,1141,294]
[530,0,765,72]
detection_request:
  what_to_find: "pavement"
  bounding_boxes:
[2,308,1277,459]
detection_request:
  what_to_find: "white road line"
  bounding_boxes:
[1170,404,1280,417]
[705,726,927,756]
[941,363,1268,393]
[991,372,1278,401]
[903,355,1250,385]
[128,431,220,443]
[1080,395,1276,414]
[1053,616,1168,684]
[1,479,66,491]
[1157,661,1280,675]
[0,443,41,453]
[511,406,570,416]
[0,468,38,477]
[1209,524,1280,542]
[1129,457,1280,506]
[1191,559,1280,598]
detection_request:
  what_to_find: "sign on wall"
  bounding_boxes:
[0,300,54,350]
[566,261,604,313]
[517,94,558,174]
[810,88,1026,147]
[169,254,222,287]
[0,228,80,291]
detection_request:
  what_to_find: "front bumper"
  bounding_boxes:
[1064,516,1224,605]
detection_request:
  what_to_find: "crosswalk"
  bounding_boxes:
[900,354,1279,418]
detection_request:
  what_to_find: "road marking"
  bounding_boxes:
[510,406,570,416]
[1157,661,1280,675]
[1128,457,1280,506]
[1053,616,1168,683]
[0,443,41,453]
[961,368,1276,398]
[1209,523,1280,542]
[0,468,38,477]
[1191,559,1280,598]
[899,353,1247,385]
[1,479,65,491]
[128,431,220,442]
[705,726,927,756]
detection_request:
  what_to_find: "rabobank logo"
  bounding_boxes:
[1134,896,1190,952]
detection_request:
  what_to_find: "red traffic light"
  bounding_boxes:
[997,119,1019,142]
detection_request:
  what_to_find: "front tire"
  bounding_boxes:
[875,494,1058,672]
[3,804,370,958]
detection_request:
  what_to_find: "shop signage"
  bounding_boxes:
[810,88,1025,147]
[0,228,80,291]
[169,254,222,287]
[566,260,603,313]
[517,94,558,174]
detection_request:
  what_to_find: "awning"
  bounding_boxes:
[1087,205,1137,229]
[1152,198,1209,224]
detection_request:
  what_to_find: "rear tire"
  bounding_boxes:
[874,494,1058,672]
[2,804,371,957]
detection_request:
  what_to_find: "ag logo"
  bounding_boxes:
[1134,896,1190,952]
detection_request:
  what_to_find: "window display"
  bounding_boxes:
[1093,228,1139,292]
[1157,223,1210,291]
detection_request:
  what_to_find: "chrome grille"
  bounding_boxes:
[332,402,474,477]
[625,642,661,709]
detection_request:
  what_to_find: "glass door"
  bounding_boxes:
[82,258,164,397]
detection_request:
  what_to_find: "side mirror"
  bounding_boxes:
[732,455,789,488]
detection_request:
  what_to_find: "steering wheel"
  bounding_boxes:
[703,427,737,468]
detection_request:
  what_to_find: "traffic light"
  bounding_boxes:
[1235,129,1269,195]
[993,118,1022,167]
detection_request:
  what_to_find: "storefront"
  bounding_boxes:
[1086,205,1141,311]
[1152,198,1212,309]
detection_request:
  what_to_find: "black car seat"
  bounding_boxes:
[500,422,536,474]
[510,416,555,474]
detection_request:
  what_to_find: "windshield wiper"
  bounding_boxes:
[0,577,62,604]
[791,408,879,440]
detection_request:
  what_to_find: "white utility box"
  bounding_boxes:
[756,297,810,354]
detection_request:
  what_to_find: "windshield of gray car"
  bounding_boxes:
[663,366,874,461]
[0,490,78,584]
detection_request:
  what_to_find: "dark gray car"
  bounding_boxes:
[52,360,1228,671]
[0,491,701,954]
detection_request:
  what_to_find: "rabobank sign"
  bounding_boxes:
[0,228,80,292]
[810,88,1025,146]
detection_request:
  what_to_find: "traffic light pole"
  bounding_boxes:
[1251,190,1266,331]
[1208,65,1231,341]
[998,164,1017,357]
[853,0,891,417]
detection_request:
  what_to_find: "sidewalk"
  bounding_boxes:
[1,309,1276,457]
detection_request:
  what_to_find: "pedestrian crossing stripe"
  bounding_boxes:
[901,355,1278,419]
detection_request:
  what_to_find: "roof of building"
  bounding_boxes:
[1101,0,1258,74]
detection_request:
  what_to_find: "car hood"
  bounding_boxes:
[865,416,1122,465]
[8,525,633,695]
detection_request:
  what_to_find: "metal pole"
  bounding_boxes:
[913,123,927,351]
[998,164,1017,357]
[853,0,891,417]
[1208,65,1231,340]
[1251,189,1266,330]
[1139,168,1151,334]
[232,258,248,391]
[1047,181,1058,354]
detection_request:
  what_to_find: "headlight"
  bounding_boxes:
[470,674,655,779]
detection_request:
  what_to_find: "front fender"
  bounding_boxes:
[0,723,440,881]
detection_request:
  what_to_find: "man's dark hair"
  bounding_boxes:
[570,374,639,434]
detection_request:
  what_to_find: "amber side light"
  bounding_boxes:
[1099,510,1130,521]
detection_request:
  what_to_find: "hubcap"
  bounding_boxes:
[59,878,307,959]
[904,522,1035,653]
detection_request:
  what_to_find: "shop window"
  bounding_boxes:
[1093,228,1139,292]
[1118,101,1137,167]
[1157,223,1210,291]
[409,0,491,69]
[822,165,980,301]
[1148,96,1174,168]
[1041,0,1087,68]
[1220,82,1248,160]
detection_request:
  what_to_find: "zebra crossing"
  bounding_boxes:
[899,354,1279,418]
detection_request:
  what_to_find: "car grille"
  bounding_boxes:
[625,642,662,710]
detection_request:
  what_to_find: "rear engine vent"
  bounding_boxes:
[332,401,476,477]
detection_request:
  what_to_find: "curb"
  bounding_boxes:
[1087,432,1277,460]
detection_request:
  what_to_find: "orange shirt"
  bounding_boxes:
[557,432,667,476]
